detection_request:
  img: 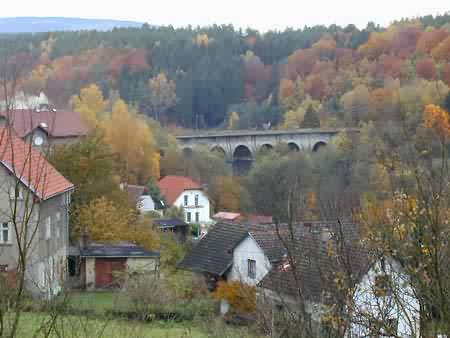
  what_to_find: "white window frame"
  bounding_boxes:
[195,212,199,223]
[184,195,188,206]
[9,186,23,200]
[195,194,199,206]
[0,222,11,244]
[186,212,192,223]
[45,217,51,240]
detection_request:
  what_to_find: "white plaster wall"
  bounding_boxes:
[351,259,420,337]
[173,189,211,224]
[138,195,155,213]
[229,235,271,285]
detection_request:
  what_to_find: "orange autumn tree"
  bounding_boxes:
[424,104,450,141]
[213,280,256,314]
[212,176,242,212]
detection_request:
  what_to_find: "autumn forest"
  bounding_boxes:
[1,13,449,131]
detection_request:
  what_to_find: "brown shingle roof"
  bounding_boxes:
[1,109,88,138]
[179,222,249,276]
[158,175,202,205]
[258,222,368,303]
[0,127,74,200]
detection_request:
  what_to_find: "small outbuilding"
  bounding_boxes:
[153,218,189,243]
[79,242,160,289]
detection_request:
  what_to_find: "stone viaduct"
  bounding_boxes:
[176,128,359,174]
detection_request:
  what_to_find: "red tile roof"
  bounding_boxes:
[158,175,202,205]
[0,127,74,200]
[247,214,273,225]
[213,212,241,221]
[1,109,88,138]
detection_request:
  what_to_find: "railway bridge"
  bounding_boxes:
[176,128,359,174]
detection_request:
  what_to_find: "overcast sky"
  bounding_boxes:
[2,0,449,31]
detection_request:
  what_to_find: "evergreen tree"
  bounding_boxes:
[300,105,320,128]
[445,92,450,113]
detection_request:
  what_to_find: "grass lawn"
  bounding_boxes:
[9,312,258,338]
[64,290,118,314]
[11,291,263,337]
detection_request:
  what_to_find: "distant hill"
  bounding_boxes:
[0,17,144,33]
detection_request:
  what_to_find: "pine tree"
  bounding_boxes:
[445,92,450,113]
[300,105,320,128]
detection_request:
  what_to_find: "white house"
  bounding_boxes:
[124,184,156,214]
[351,258,420,338]
[180,222,285,285]
[179,222,287,314]
[229,230,285,286]
[158,175,212,226]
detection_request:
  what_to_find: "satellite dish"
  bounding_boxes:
[33,136,44,146]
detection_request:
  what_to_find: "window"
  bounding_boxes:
[186,212,192,223]
[0,222,10,244]
[374,274,392,297]
[9,186,23,200]
[45,217,51,240]
[0,264,7,272]
[184,195,188,206]
[195,212,199,223]
[195,195,199,206]
[248,259,256,279]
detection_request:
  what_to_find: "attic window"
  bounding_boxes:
[374,274,392,297]
[248,259,256,279]
[9,186,23,200]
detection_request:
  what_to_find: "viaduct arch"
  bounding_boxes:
[177,128,359,174]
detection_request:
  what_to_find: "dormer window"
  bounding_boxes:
[9,186,23,200]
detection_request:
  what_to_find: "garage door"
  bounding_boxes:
[95,258,126,288]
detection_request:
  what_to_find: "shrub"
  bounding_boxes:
[213,281,256,314]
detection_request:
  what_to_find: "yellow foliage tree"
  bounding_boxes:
[281,96,321,129]
[72,84,106,130]
[103,100,160,183]
[227,111,240,130]
[74,197,159,250]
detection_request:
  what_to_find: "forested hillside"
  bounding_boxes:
[1,13,450,129]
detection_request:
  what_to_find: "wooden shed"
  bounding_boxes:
[79,243,160,289]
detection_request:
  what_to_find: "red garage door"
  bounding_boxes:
[95,258,126,288]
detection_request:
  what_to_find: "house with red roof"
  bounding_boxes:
[0,108,88,147]
[0,127,74,298]
[158,175,212,226]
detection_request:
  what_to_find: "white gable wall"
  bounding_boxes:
[173,189,211,224]
[229,235,271,286]
[351,258,420,337]
[137,195,155,213]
